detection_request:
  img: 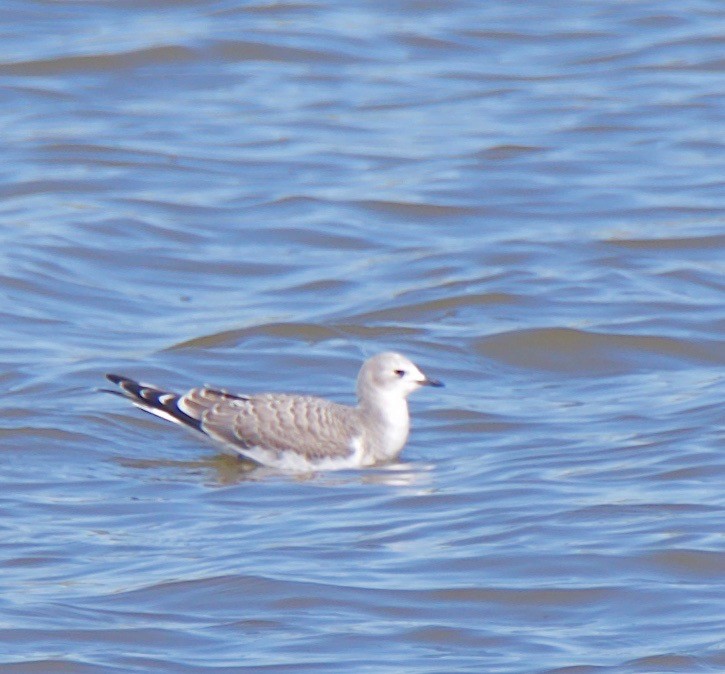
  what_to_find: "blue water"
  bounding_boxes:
[0,1,724,672]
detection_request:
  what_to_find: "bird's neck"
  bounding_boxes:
[359,392,410,459]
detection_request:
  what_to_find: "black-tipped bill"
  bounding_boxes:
[421,376,444,387]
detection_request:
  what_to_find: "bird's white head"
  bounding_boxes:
[356,351,443,405]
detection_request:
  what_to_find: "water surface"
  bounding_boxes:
[1,1,724,672]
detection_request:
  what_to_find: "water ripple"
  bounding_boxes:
[1,0,723,672]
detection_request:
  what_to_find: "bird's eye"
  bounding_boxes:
[394,369,406,377]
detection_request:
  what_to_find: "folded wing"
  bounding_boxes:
[195,392,362,466]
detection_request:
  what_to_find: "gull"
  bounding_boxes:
[104,352,443,472]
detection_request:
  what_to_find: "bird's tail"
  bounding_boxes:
[103,374,203,432]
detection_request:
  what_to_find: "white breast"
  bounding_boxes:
[366,397,410,462]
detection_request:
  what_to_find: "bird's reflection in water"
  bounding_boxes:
[118,453,260,485]
[117,453,435,488]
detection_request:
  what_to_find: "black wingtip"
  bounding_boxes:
[101,374,130,395]
[103,373,144,399]
[101,373,204,433]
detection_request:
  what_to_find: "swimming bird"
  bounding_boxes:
[104,352,443,472]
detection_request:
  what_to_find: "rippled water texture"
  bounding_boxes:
[1,1,724,672]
